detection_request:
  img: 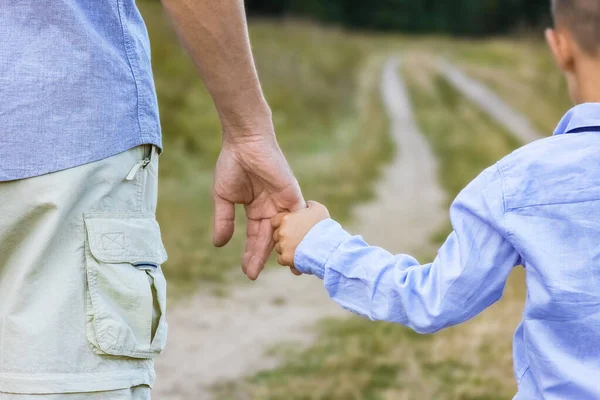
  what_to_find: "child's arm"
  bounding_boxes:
[271,165,521,333]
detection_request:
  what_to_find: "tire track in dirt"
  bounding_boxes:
[437,59,542,144]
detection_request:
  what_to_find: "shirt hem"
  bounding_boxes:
[0,368,154,394]
[0,137,163,182]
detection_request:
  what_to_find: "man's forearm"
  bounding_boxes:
[161,0,271,134]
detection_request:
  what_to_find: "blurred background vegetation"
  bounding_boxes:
[146,0,561,293]
[142,0,573,397]
[143,1,394,293]
[245,0,551,35]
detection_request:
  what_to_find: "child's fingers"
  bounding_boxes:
[273,228,280,243]
[277,253,295,268]
[274,242,282,255]
[290,267,302,276]
[271,212,288,229]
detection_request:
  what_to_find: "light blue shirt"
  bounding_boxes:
[0,1,161,182]
[296,103,600,400]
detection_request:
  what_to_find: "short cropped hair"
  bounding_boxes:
[552,0,600,54]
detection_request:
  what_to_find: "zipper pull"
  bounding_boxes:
[125,157,151,181]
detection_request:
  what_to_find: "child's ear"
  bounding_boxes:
[545,28,575,72]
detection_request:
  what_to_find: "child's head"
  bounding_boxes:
[546,0,600,104]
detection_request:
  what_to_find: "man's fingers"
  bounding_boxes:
[245,218,274,281]
[242,219,259,275]
[271,200,311,230]
[306,200,320,209]
[212,195,235,247]
[271,212,288,229]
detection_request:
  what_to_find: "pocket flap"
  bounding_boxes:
[84,212,168,265]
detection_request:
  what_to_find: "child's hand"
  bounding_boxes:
[271,201,330,269]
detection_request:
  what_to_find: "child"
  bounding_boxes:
[271,1,600,398]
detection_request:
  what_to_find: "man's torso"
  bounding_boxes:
[0,0,161,181]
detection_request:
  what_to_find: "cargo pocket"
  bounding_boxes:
[83,212,168,359]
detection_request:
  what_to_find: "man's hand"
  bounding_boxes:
[271,201,330,269]
[161,0,306,279]
[213,125,305,280]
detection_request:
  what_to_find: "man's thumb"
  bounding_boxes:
[213,195,235,247]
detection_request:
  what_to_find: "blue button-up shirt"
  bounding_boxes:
[0,1,161,182]
[295,103,600,400]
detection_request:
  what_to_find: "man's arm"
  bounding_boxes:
[160,0,268,130]
[274,165,521,332]
[161,0,305,279]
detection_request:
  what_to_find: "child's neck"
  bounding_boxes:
[574,58,600,104]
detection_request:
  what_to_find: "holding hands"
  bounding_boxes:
[212,131,306,280]
[271,201,330,269]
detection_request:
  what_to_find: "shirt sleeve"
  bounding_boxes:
[294,164,521,334]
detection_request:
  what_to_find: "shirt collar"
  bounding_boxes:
[554,103,600,136]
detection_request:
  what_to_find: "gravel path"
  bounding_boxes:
[438,59,542,144]
[152,57,444,399]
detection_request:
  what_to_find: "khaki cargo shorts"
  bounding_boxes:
[0,146,167,398]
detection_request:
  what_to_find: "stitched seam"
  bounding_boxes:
[84,215,166,358]
[427,221,483,332]
[496,164,508,229]
[135,164,143,212]
[497,163,515,242]
[85,224,114,353]
[497,164,527,267]
[321,236,350,279]
[85,215,165,263]
[138,147,150,212]
[84,212,155,219]
[0,368,152,379]
[413,166,505,331]
[116,0,143,137]
[507,196,600,211]
[86,227,107,351]
[518,365,531,384]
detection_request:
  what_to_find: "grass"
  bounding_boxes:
[360,34,570,134]
[448,39,571,134]
[403,54,523,244]
[215,53,527,400]
[139,1,393,292]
